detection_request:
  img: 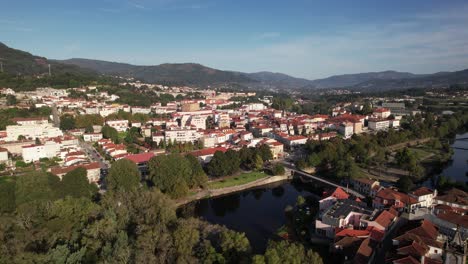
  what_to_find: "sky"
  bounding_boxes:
[1,0,468,79]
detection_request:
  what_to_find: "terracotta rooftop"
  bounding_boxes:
[50,162,100,175]
[437,211,468,228]
[124,152,155,164]
[393,256,420,264]
[411,187,434,197]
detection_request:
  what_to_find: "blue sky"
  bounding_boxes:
[1,0,468,79]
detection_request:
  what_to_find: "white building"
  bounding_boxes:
[338,122,354,138]
[0,148,8,163]
[22,141,61,163]
[83,133,103,142]
[165,128,201,143]
[6,123,63,142]
[409,187,437,208]
[105,120,129,132]
[368,119,390,131]
[132,107,152,115]
[190,115,207,130]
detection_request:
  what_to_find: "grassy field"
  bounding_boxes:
[408,147,434,160]
[208,171,268,189]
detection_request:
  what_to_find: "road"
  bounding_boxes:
[78,139,109,170]
[51,104,60,127]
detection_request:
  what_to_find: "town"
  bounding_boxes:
[0,80,467,264]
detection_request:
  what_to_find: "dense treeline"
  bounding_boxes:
[0,162,322,263]
[206,145,272,178]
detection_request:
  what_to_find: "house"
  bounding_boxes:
[105,120,129,132]
[338,122,354,138]
[409,187,437,208]
[22,141,61,162]
[83,133,103,142]
[373,108,391,119]
[433,188,468,213]
[316,199,373,238]
[50,162,101,183]
[125,152,155,178]
[319,187,350,210]
[190,147,227,163]
[352,178,380,196]
[391,220,445,264]
[368,118,390,131]
[265,141,284,159]
[373,188,419,211]
[152,133,165,145]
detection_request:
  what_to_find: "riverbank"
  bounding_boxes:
[175,173,293,207]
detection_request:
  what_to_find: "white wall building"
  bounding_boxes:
[338,122,354,138]
[83,133,103,142]
[105,120,129,132]
[165,128,201,143]
[368,119,390,131]
[22,141,61,162]
[6,124,63,142]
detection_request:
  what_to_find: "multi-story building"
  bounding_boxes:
[338,122,354,138]
[105,120,129,132]
[6,123,63,142]
[83,133,103,142]
[164,127,201,143]
[368,118,390,131]
[0,148,8,163]
[352,178,380,196]
[22,141,61,162]
[50,162,101,183]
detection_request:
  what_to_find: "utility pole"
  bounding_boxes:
[0,58,4,73]
[48,64,51,76]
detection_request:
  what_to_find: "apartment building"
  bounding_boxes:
[105,120,129,132]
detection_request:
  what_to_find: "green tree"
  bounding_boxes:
[15,171,60,206]
[0,177,16,213]
[6,94,17,105]
[271,164,285,176]
[185,154,208,188]
[220,230,251,263]
[206,151,230,177]
[148,154,191,198]
[107,159,140,191]
[397,175,414,192]
[102,125,120,143]
[264,240,323,264]
[258,144,273,162]
[60,114,76,131]
[59,167,98,199]
[253,154,264,171]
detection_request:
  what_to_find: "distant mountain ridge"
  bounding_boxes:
[1,42,468,91]
[308,70,424,89]
[60,58,255,86]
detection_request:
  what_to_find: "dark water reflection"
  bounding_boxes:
[185,180,326,254]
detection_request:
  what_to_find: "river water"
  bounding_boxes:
[439,132,468,183]
[184,179,330,256]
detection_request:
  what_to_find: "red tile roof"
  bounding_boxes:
[336,229,370,238]
[393,256,421,264]
[411,187,434,197]
[374,210,395,229]
[124,152,155,164]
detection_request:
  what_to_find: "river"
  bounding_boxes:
[422,131,468,187]
[182,179,332,259]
